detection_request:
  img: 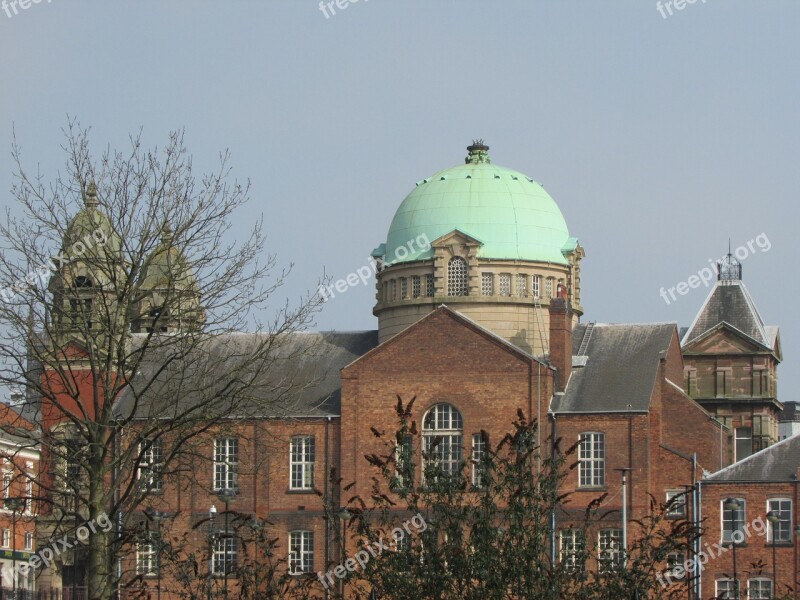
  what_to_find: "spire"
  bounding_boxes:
[465,139,491,164]
[84,181,99,208]
[717,244,742,282]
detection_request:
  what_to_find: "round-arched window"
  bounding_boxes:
[422,403,463,481]
[447,257,468,296]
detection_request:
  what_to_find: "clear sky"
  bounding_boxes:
[1,1,798,394]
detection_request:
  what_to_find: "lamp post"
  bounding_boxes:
[724,498,742,599]
[3,497,25,600]
[215,489,237,600]
[208,504,216,600]
[339,508,352,597]
[766,511,780,598]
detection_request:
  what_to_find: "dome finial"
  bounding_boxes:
[718,241,742,282]
[161,222,173,245]
[84,181,99,208]
[466,139,491,164]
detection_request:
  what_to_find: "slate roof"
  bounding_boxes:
[113,330,378,421]
[704,434,800,482]
[780,401,800,423]
[551,322,676,413]
[682,281,772,349]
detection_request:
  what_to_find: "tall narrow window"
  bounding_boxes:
[422,404,463,483]
[213,438,238,491]
[481,273,494,296]
[559,529,585,572]
[289,531,314,574]
[545,277,554,299]
[721,498,746,543]
[425,274,435,297]
[531,275,541,299]
[212,534,238,575]
[665,490,687,517]
[390,279,397,301]
[686,369,697,396]
[735,427,752,461]
[471,432,488,488]
[499,273,511,297]
[412,275,421,298]
[578,432,605,488]
[447,257,468,296]
[290,436,315,490]
[515,274,527,297]
[598,528,623,573]
[400,277,408,299]
[2,469,11,498]
[767,498,791,542]
[140,439,164,492]
[137,532,158,576]
[24,532,33,551]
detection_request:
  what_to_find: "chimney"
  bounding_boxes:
[548,284,573,393]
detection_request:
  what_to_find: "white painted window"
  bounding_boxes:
[578,432,605,487]
[288,530,314,574]
[290,436,315,490]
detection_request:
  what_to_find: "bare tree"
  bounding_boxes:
[0,119,324,600]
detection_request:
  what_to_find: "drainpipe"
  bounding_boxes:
[692,452,698,600]
[549,411,557,568]
[324,416,331,600]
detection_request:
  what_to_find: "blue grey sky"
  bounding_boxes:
[1,1,798,394]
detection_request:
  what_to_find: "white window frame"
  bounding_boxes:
[136,532,158,576]
[721,498,746,544]
[666,490,687,517]
[715,578,737,599]
[531,275,541,299]
[471,432,487,488]
[288,530,314,575]
[422,404,463,483]
[767,498,792,543]
[666,552,685,579]
[1,529,9,548]
[213,438,238,491]
[515,273,527,297]
[212,532,238,576]
[139,439,164,492]
[559,529,585,572]
[24,531,33,551]
[578,432,605,488]
[747,578,772,600]
[598,528,623,573]
[290,436,315,490]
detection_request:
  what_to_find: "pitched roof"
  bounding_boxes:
[682,281,772,349]
[114,330,378,420]
[704,434,800,482]
[551,322,676,413]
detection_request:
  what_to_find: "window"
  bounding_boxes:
[212,534,238,576]
[2,470,11,498]
[515,274,527,297]
[136,532,158,576]
[400,277,408,299]
[24,532,33,551]
[288,531,314,574]
[716,578,737,599]
[735,427,752,461]
[531,275,541,299]
[578,432,605,488]
[213,438,238,491]
[499,273,511,297]
[747,578,772,600]
[1,529,9,548]
[767,498,791,543]
[559,529,585,572]
[425,274,435,297]
[70,298,93,329]
[422,404,463,483]
[666,490,687,517]
[666,552,685,578]
[721,498,746,544]
[471,432,488,488]
[481,273,494,296]
[25,477,33,512]
[412,275,421,298]
[394,433,413,490]
[716,369,729,397]
[447,257,468,296]
[598,528,623,573]
[390,279,397,301]
[382,282,389,302]
[545,277,554,299]
[140,439,164,492]
[290,436,315,490]
[685,369,697,396]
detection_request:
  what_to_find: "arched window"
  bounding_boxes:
[447,257,468,296]
[422,403,463,482]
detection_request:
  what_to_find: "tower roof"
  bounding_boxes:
[681,279,771,349]
[382,142,573,265]
[63,182,123,256]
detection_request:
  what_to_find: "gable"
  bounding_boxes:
[342,306,544,377]
[683,323,771,355]
[431,228,484,249]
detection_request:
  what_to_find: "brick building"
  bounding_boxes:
[11,141,791,599]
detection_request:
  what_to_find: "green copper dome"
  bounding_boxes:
[138,224,198,291]
[383,143,571,265]
[63,182,123,256]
